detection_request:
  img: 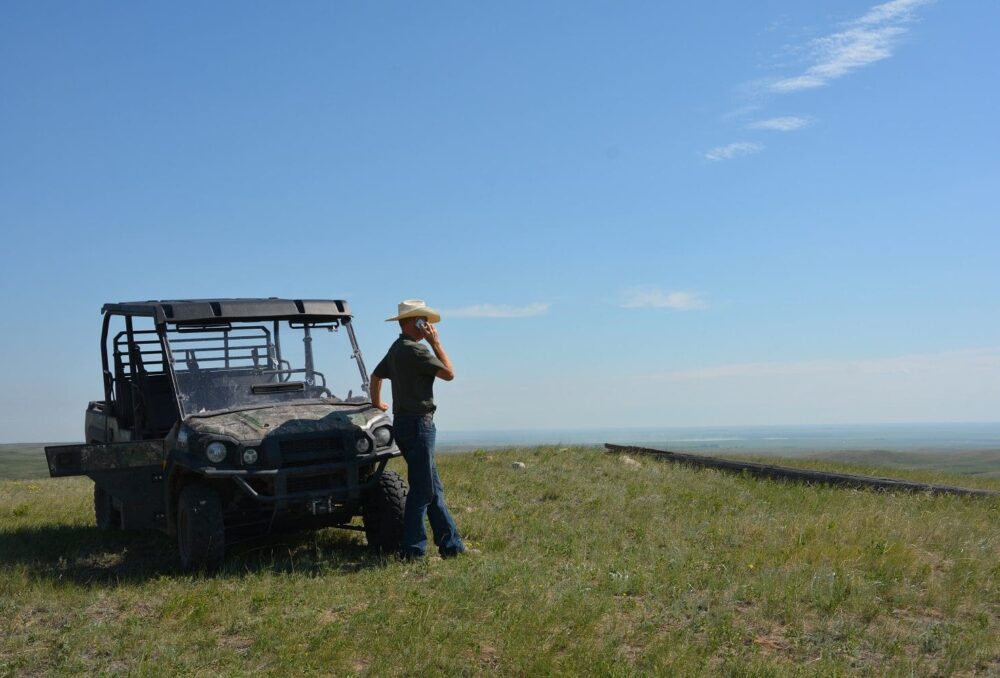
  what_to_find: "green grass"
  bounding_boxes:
[809,448,1000,478]
[3,446,1000,675]
[0,444,51,480]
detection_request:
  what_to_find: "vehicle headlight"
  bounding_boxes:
[355,437,372,454]
[373,426,393,448]
[242,448,258,465]
[206,441,228,464]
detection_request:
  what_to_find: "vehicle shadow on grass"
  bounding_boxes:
[0,524,390,587]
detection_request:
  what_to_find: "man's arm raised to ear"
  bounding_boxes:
[422,323,454,381]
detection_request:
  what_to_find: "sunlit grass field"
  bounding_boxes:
[3,446,1000,675]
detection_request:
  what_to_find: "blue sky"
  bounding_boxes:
[2,1,998,441]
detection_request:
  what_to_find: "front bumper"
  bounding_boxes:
[198,448,401,505]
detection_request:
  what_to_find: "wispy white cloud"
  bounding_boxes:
[622,286,707,311]
[703,141,764,162]
[702,1,930,163]
[721,104,763,121]
[748,116,811,131]
[768,0,931,93]
[445,302,549,318]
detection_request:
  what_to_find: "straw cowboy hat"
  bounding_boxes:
[385,299,441,323]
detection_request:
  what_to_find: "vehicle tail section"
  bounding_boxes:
[45,440,164,477]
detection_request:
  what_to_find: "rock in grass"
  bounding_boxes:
[621,455,641,468]
[511,462,526,469]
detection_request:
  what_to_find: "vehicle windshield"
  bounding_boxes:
[164,320,368,416]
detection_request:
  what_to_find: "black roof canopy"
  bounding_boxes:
[101,298,352,324]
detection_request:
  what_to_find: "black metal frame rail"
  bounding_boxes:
[604,444,1000,498]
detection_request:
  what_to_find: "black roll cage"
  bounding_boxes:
[99,300,370,439]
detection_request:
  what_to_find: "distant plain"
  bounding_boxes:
[6,422,1000,481]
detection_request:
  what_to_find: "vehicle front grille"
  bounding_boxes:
[287,473,346,494]
[280,437,341,454]
[278,436,346,467]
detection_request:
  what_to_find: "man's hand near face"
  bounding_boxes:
[420,321,455,381]
[419,321,438,342]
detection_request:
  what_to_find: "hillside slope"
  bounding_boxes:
[2,447,999,675]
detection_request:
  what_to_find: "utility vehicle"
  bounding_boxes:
[45,298,406,569]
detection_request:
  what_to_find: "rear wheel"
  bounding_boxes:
[93,484,121,530]
[362,471,407,554]
[177,483,225,570]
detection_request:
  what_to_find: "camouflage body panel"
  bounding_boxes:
[184,402,387,443]
[45,440,165,477]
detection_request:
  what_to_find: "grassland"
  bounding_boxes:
[0,444,51,480]
[3,446,1000,675]
[809,448,1000,478]
[8,442,1000,482]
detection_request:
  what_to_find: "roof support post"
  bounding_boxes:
[158,324,185,421]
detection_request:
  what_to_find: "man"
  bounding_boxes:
[370,299,466,559]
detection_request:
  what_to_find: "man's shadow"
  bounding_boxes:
[0,522,390,587]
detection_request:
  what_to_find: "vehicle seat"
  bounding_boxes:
[115,377,135,428]
[135,373,179,437]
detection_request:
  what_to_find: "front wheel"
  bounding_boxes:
[362,471,407,554]
[177,483,225,570]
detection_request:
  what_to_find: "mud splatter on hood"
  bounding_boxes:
[183,402,388,441]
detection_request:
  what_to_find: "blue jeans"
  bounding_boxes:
[393,413,465,558]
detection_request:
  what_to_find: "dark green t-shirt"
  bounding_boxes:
[372,335,446,415]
